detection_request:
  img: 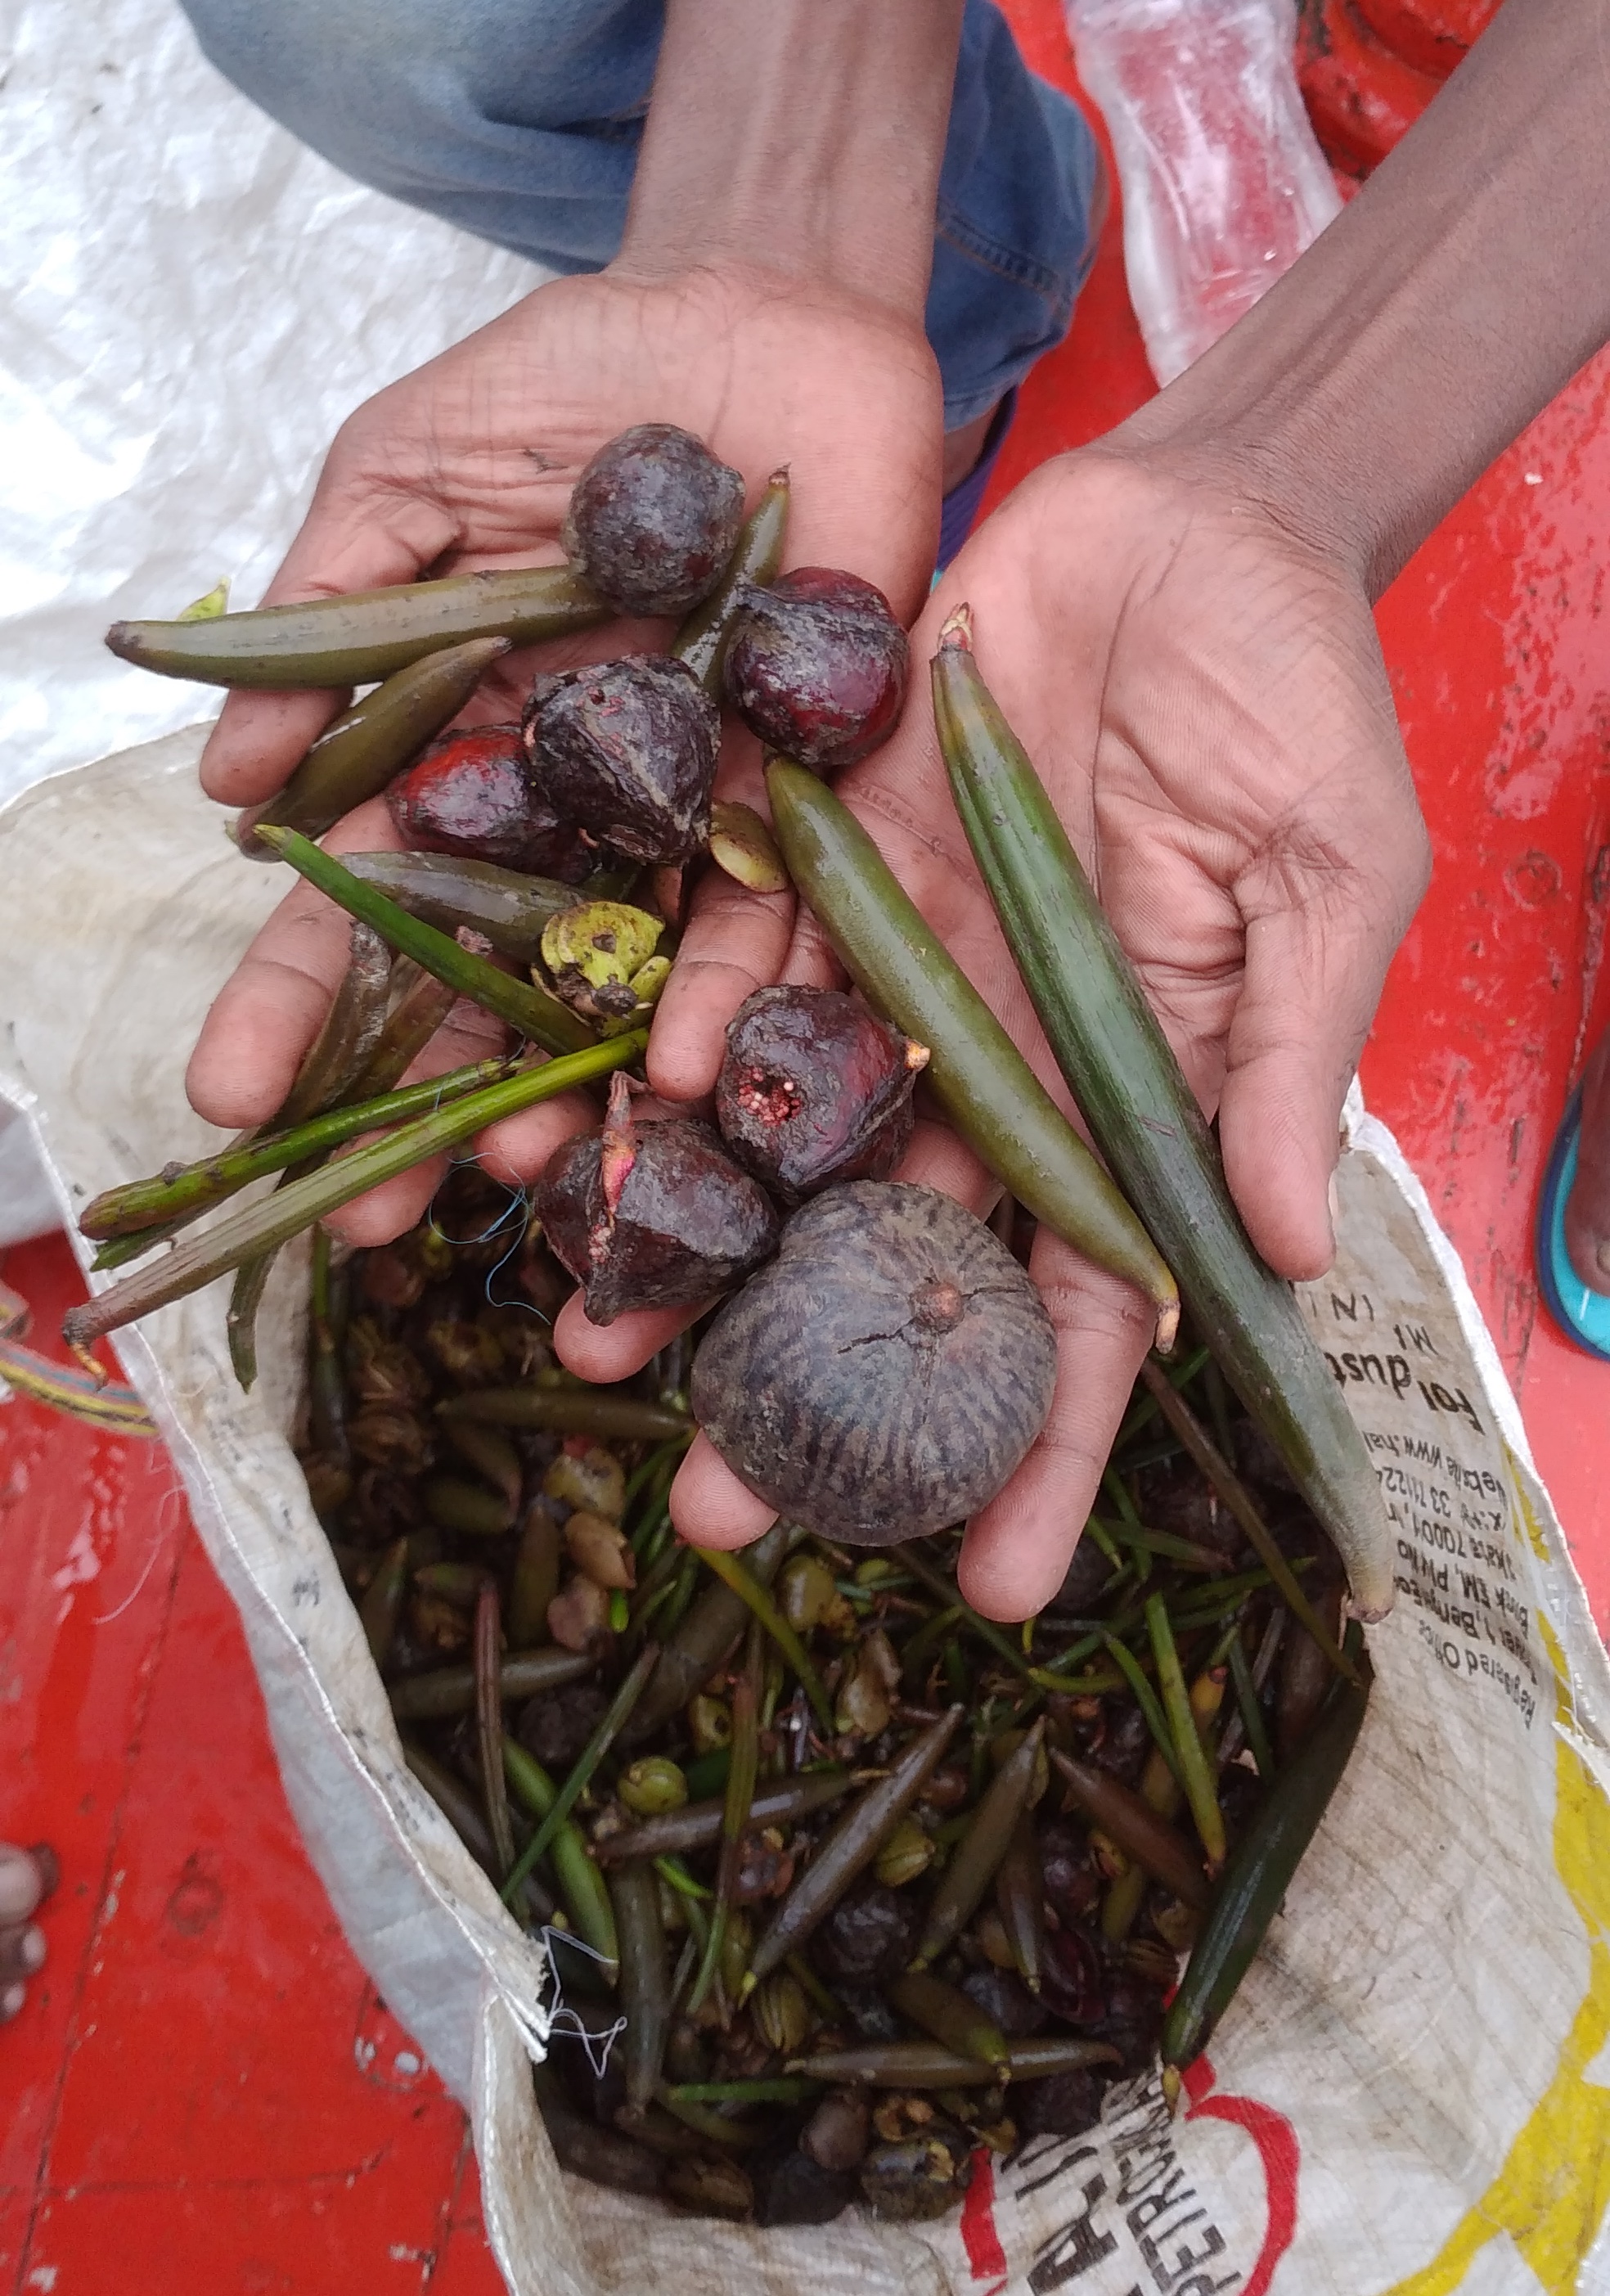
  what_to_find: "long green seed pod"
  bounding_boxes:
[592,1771,852,1866]
[501,1740,619,1976]
[888,1970,1009,2069]
[254,826,595,1056]
[746,1706,963,1988]
[388,1644,593,1722]
[343,851,627,965]
[785,2036,1119,2088]
[501,1645,660,1902]
[439,1389,692,1443]
[765,760,1178,1345]
[1163,1632,1372,2068]
[671,469,789,696]
[609,1860,671,2112]
[910,1719,1045,1970]
[233,636,511,857]
[932,607,1393,1620]
[106,562,609,687]
[1048,1749,1210,1908]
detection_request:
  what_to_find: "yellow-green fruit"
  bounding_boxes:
[751,1971,813,2056]
[874,1818,935,1889]
[619,1757,689,1817]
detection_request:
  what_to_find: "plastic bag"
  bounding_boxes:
[1065,0,1342,385]
[2,734,1608,2294]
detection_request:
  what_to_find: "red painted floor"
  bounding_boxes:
[2,4,1605,2288]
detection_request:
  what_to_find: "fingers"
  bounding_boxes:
[197,477,461,809]
[1219,795,1430,1281]
[551,1294,702,1386]
[668,1433,779,1552]
[185,795,403,1128]
[647,871,795,1105]
[1563,1022,1610,1289]
[958,1238,1155,1622]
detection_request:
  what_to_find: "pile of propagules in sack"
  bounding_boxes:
[74,424,1392,2224]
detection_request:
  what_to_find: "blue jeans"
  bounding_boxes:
[178,0,1101,430]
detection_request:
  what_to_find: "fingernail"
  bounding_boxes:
[1,1983,24,2022]
[21,1928,46,1973]
[1327,1171,1341,1236]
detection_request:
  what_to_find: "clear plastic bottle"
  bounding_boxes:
[1065,0,1342,385]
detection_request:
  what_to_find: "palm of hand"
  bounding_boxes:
[668,448,1428,1618]
[200,264,942,810]
[187,263,941,1172]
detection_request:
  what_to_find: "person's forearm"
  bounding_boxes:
[616,0,965,322]
[1125,0,1610,597]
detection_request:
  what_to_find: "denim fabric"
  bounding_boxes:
[179,0,1100,427]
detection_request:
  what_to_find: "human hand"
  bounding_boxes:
[571,442,1428,1618]
[184,259,942,1241]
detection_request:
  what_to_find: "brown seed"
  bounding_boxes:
[548,1575,612,1651]
[564,1510,636,1591]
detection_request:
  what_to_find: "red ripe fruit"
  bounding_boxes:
[522,655,721,864]
[715,985,928,1204]
[562,423,745,619]
[723,568,910,773]
[387,723,590,878]
[533,1073,778,1326]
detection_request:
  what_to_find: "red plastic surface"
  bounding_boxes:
[3,5,1605,2287]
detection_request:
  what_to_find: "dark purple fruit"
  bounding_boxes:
[750,2136,855,2227]
[561,424,745,618]
[522,655,720,864]
[1039,1924,1106,2027]
[517,1681,609,1771]
[1039,1823,1102,1924]
[1017,2069,1107,2139]
[386,724,590,878]
[723,567,909,772]
[533,1073,777,1326]
[691,1182,1057,1546]
[959,1965,1047,2038]
[812,1883,920,1986]
[715,986,927,1204]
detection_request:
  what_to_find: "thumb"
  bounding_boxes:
[1219,813,1429,1279]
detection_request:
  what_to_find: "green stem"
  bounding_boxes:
[501,1644,659,1903]
[62,1033,645,1350]
[688,1546,834,1734]
[81,1056,512,1241]
[1145,1595,1227,1869]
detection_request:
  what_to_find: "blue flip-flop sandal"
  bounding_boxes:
[1536,1083,1610,1362]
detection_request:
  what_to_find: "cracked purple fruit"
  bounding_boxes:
[723,567,909,772]
[533,1072,778,1326]
[715,985,928,1204]
[522,655,720,864]
[561,424,745,618]
[387,724,591,877]
[690,1181,1056,1545]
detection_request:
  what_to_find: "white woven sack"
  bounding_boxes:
[2,732,1607,2296]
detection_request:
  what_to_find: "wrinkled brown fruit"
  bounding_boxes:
[387,724,591,877]
[522,655,721,864]
[716,985,926,1204]
[534,1073,778,1325]
[561,424,744,618]
[692,1182,1057,1543]
[724,567,909,773]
